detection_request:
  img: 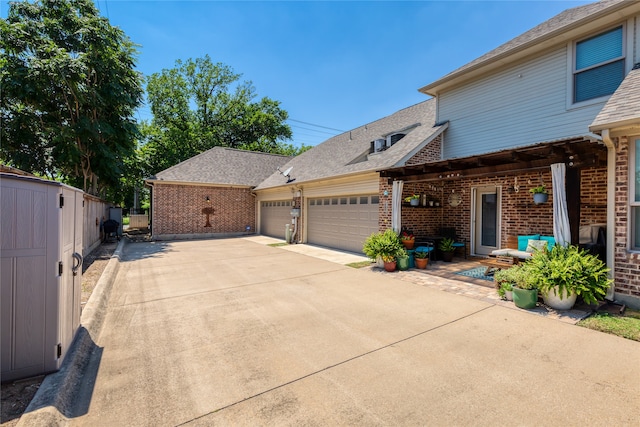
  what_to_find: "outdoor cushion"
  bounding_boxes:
[415,246,433,253]
[526,239,547,253]
[490,248,532,259]
[539,235,556,247]
[518,234,540,251]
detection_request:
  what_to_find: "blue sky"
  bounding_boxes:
[3,0,591,146]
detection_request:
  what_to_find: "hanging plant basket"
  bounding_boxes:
[532,193,548,205]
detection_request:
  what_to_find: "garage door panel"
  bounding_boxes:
[307,195,378,253]
[260,201,292,238]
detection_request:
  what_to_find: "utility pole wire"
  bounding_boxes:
[287,119,345,133]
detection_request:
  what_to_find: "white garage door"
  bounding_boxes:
[260,200,292,239]
[307,195,379,253]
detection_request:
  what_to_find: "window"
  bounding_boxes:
[574,26,625,103]
[632,137,640,250]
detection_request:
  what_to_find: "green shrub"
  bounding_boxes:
[363,229,404,261]
[494,265,524,296]
[521,245,611,304]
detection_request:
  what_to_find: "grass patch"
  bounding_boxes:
[267,243,288,247]
[578,308,640,342]
[122,216,130,226]
[346,260,374,269]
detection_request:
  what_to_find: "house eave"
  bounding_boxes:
[143,179,253,189]
[380,136,606,182]
[419,1,640,96]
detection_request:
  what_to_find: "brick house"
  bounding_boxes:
[145,147,291,240]
[380,0,640,308]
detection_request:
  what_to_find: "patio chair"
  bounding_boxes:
[439,227,467,259]
[415,243,435,261]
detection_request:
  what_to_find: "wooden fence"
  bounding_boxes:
[83,194,112,256]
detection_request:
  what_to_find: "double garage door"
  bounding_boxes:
[307,195,379,253]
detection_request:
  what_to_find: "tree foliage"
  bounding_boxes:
[0,0,143,197]
[140,55,296,175]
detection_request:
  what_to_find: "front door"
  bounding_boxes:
[473,186,500,256]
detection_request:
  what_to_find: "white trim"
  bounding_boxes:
[630,135,640,251]
[470,185,502,256]
[566,22,632,110]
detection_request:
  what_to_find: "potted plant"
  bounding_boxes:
[397,249,410,271]
[404,194,421,206]
[524,245,611,310]
[439,238,456,262]
[400,230,415,249]
[494,265,523,301]
[414,250,430,269]
[510,268,538,309]
[381,254,398,272]
[363,229,404,270]
[529,185,548,204]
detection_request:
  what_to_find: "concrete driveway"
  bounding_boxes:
[42,238,640,425]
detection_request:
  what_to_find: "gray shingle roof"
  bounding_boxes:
[420,0,629,94]
[590,64,640,131]
[149,147,292,187]
[255,99,442,190]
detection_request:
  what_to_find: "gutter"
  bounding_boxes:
[601,129,616,300]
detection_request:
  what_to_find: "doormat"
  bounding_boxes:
[455,266,495,282]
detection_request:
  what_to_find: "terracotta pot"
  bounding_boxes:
[402,240,415,249]
[383,261,397,272]
[415,257,428,269]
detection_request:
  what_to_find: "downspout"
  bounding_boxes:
[602,129,616,300]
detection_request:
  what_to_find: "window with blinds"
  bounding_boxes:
[574,26,625,103]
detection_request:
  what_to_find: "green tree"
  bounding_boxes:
[141,55,294,174]
[0,0,143,196]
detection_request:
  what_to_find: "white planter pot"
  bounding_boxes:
[505,290,513,301]
[542,286,577,310]
[376,256,385,268]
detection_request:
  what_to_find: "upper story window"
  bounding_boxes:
[574,26,625,103]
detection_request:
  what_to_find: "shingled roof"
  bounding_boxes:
[420,0,631,95]
[255,99,443,190]
[590,63,640,132]
[148,147,292,187]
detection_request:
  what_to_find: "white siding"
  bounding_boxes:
[438,46,607,159]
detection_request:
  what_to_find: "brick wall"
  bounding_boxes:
[613,137,640,299]
[405,135,442,165]
[580,167,607,226]
[378,178,393,231]
[152,184,255,237]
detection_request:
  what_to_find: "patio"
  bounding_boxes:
[364,256,593,324]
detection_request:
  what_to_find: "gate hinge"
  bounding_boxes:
[58,261,63,276]
[57,343,62,359]
[59,194,64,208]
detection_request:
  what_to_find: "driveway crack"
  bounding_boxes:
[175,304,494,426]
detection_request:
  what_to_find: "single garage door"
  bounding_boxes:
[260,200,292,238]
[307,195,379,253]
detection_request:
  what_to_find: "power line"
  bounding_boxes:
[287,119,345,133]
[289,124,339,136]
